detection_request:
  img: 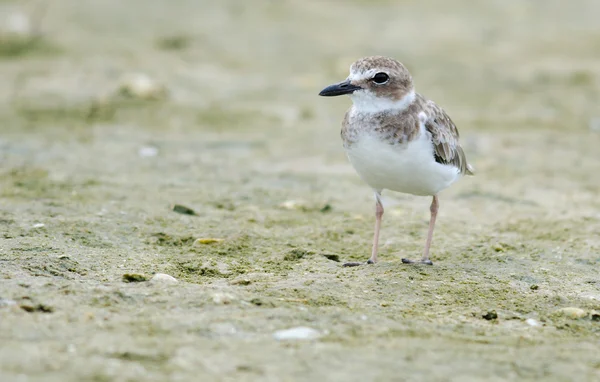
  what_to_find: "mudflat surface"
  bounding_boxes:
[1,1,599,381]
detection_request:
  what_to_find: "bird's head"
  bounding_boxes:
[319,56,415,113]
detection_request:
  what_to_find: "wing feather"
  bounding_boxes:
[423,100,473,176]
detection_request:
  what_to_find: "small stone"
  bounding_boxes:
[321,253,340,262]
[20,303,53,313]
[212,293,235,305]
[138,146,158,158]
[380,302,390,307]
[273,326,321,341]
[171,204,196,216]
[279,200,307,210]
[555,307,587,319]
[530,284,539,290]
[118,73,167,100]
[249,298,263,306]
[149,273,178,285]
[122,273,148,283]
[319,204,332,213]
[482,310,498,320]
[525,318,541,327]
[32,223,45,228]
[236,365,255,373]
[229,278,252,286]
[19,304,34,312]
[590,311,600,322]
[2,11,32,38]
[0,298,17,308]
[279,200,331,213]
[194,238,224,245]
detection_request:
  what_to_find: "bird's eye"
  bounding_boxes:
[372,72,389,84]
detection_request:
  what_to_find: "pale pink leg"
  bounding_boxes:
[422,195,438,262]
[367,194,384,264]
[344,192,383,267]
[402,195,437,265]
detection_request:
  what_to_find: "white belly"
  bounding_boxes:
[345,127,460,196]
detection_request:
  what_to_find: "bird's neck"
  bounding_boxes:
[350,89,415,115]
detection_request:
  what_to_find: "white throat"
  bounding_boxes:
[349,89,415,114]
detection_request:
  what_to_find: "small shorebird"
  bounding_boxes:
[319,56,473,266]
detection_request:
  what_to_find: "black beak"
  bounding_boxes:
[318,79,362,97]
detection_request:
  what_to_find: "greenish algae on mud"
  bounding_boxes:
[1,0,600,381]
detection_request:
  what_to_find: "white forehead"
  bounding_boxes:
[348,67,384,82]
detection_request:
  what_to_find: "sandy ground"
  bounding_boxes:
[1,0,600,381]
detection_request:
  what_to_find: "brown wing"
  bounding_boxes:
[423,100,474,176]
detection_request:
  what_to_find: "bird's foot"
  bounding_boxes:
[401,258,433,265]
[343,259,375,267]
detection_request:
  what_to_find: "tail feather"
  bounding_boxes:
[466,163,475,176]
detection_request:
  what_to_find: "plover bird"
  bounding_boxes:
[319,56,473,266]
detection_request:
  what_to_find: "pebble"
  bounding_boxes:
[555,307,586,319]
[122,273,148,283]
[212,293,235,305]
[20,303,53,313]
[118,73,167,100]
[321,253,340,262]
[149,273,178,285]
[319,204,332,213]
[172,204,196,216]
[138,146,158,158]
[1,11,32,38]
[278,200,331,213]
[482,310,498,320]
[279,200,307,210]
[229,278,252,286]
[273,326,322,341]
[525,318,541,327]
[0,298,17,308]
[194,238,224,245]
[492,243,506,252]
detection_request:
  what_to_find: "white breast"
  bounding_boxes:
[345,124,460,196]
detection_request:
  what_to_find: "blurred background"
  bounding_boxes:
[1,0,599,381]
